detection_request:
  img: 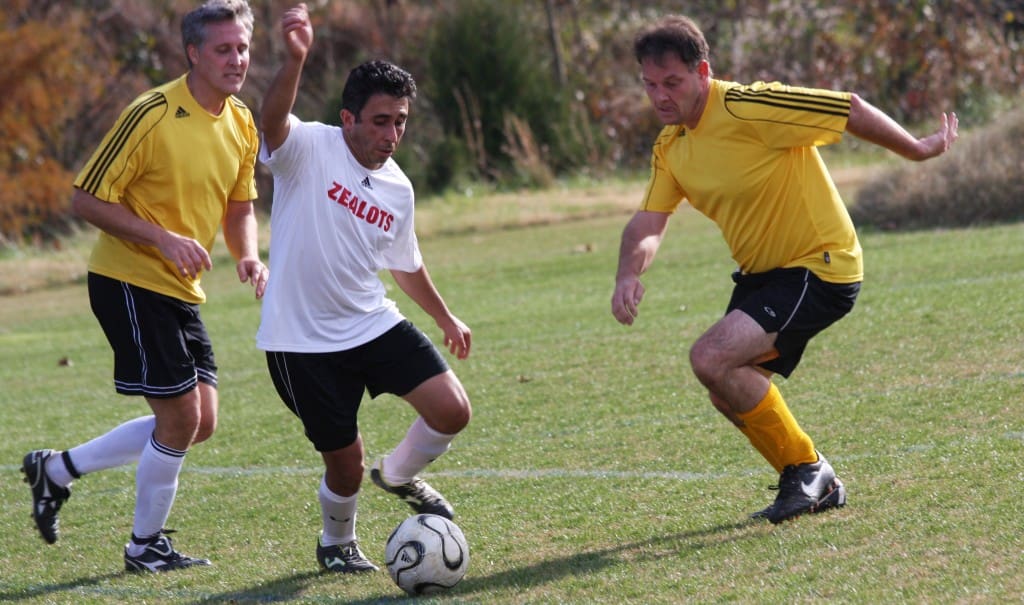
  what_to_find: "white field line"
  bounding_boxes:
[3,442,979,484]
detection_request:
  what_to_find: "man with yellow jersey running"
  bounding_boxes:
[611,15,958,524]
[21,0,266,571]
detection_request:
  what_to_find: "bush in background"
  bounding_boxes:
[3,0,1024,246]
[850,108,1024,231]
[422,0,596,191]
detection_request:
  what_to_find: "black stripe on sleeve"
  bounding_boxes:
[79,93,168,195]
[724,87,850,117]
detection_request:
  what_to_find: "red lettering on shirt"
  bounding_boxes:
[326,180,395,233]
[327,181,343,201]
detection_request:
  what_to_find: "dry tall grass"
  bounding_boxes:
[851,108,1024,231]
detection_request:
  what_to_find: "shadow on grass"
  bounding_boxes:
[453,519,762,597]
[0,572,126,602]
[187,570,323,604]
[184,519,762,604]
[0,521,763,603]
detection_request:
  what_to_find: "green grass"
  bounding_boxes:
[1,206,1023,603]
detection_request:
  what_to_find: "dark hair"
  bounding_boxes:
[181,0,254,67]
[633,15,709,69]
[341,60,417,119]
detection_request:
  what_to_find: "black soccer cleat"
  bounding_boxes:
[22,449,71,544]
[752,452,847,524]
[124,531,211,573]
[370,459,454,520]
[316,535,378,573]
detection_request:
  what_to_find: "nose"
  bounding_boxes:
[229,49,247,68]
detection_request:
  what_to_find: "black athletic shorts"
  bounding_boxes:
[726,267,860,378]
[265,320,450,452]
[88,272,217,398]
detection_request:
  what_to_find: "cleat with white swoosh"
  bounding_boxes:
[369,459,454,519]
[124,531,211,573]
[756,451,847,524]
[22,449,71,544]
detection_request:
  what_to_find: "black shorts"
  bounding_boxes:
[265,320,450,452]
[727,267,860,378]
[88,272,217,398]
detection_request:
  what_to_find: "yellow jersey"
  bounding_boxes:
[74,74,259,303]
[641,79,862,283]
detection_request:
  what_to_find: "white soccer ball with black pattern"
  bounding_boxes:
[384,514,469,596]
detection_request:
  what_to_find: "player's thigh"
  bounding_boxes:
[692,309,776,369]
[265,351,364,452]
[401,370,471,434]
[88,272,209,397]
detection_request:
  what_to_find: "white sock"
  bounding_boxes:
[319,477,357,546]
[127,435,185,556]
[382,416,455,484]
[48,416,156,486]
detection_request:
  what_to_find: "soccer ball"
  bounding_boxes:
[384,514,469,596]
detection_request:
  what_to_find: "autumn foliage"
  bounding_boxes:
[2,0,1022,247]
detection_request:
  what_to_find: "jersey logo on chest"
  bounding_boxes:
[326,180,394,232]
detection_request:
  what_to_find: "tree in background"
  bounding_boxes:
[0,0,192,246]
[1,2,109,245]
[2,0,1022,247]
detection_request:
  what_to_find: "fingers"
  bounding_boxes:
[945,111,959,148]
[173,245,212,278]
[236,260,269,299]
[442,325,472,360]
[611,281,644,325]
[281,4,313,57]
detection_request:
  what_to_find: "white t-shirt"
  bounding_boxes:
[256,115,422,352]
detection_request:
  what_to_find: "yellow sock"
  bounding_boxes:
[736,383,817,472]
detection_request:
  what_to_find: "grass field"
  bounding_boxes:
[1,187,1022,603]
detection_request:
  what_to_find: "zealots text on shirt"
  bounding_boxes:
[327,181,395,232]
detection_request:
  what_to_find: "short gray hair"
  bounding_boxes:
[181,0,254,67]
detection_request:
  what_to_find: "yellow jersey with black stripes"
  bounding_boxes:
[641,79,862,283]
[74,74,259,303]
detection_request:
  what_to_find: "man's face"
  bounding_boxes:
[640,53,709,128]
[188,19,250,98]
[342,93,410,170]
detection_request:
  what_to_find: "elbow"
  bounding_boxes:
[258,115,275,136]
[69,189,89,220]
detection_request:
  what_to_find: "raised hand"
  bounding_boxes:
[916,111,959,160]
[281,3,313,61]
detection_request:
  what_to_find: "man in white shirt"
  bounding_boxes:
[258,4,472,573]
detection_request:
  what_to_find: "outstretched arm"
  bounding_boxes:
[261,3,314,154]
[390,266,472,360]
[611,210,670,326]
[846,93,958,161]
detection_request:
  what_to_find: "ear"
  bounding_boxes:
[340,108,356,127]
[697,60,710,78]
[187,44,199,66]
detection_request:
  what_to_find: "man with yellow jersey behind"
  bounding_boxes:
[21,0,267,571]
[611,15,958,524]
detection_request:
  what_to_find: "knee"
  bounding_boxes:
[689,340,720,385]
[437,393,472,435]
[451,399,472,434]
[425,407,470,436]
[192,414,217,445]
